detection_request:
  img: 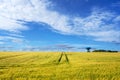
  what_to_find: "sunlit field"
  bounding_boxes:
[0,52,120,80]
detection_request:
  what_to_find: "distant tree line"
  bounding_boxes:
[93,50,118,52]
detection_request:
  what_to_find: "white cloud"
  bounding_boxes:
[114,16,120,22]
[70,10,120,43]
[0,0,120,44]
[0,36,25,44]
[0,0,72,32]
[112,1,120,7]
[0,16,28,32]
[0,41,4,44]
[88,31,120,42]
[7,33,24,38]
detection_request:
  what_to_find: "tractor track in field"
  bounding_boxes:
[0,54,27,60]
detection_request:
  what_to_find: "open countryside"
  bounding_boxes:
[0,0,120,80]
[0,52,120,80]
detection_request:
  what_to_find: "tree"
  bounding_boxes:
[86,47,91,52]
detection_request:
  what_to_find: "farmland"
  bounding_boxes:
[0,52,120,80]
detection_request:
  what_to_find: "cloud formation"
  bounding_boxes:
[0,0,120,44]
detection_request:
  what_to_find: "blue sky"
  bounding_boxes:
[0,0,120,51]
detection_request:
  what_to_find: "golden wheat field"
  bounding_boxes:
[0,52,120,80]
